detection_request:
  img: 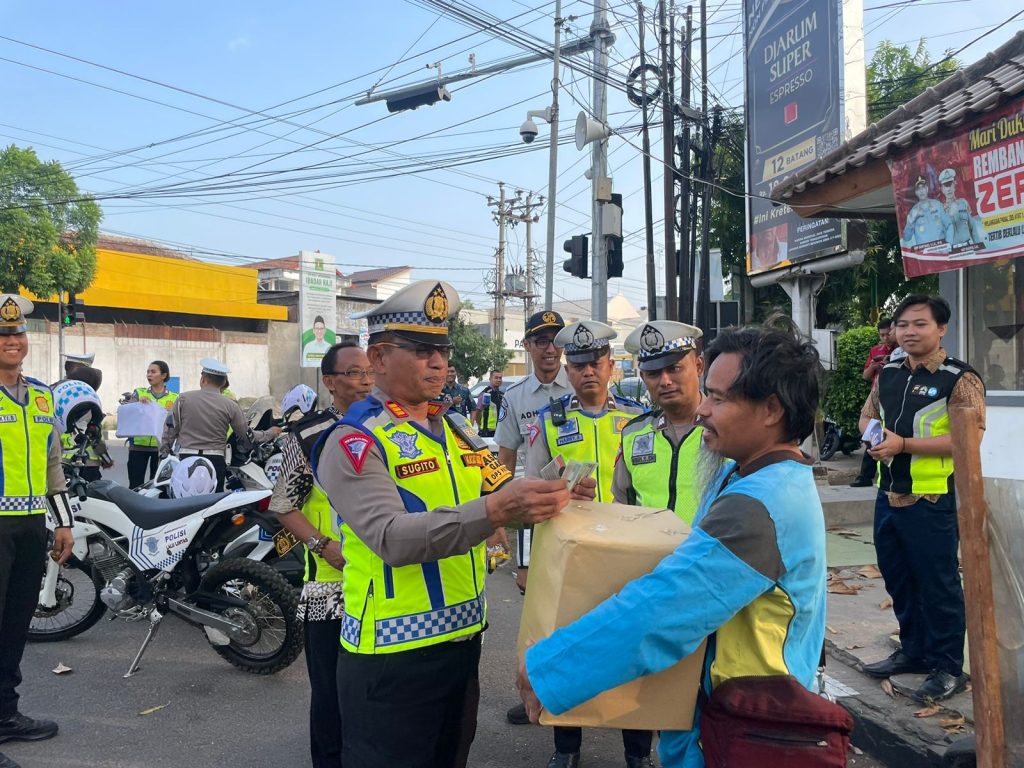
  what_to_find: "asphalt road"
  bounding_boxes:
[7,445,888,768]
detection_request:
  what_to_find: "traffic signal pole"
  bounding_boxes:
[590,0,612,323]
[57,290,65,374]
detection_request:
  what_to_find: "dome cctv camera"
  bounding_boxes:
[520,118,539,144]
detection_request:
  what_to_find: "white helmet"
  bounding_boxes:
[281,384,318,420]
[53,379,104,434]
[170,456,218,498]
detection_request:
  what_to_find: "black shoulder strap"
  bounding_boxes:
[294,410,341,464]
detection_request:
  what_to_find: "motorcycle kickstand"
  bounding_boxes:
[124,608,164,678]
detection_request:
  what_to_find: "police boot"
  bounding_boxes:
[625,756,656,768]
[547,751,581,768]
[0,713,58,744]
[0,751,21,768]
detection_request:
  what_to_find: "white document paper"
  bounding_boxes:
[116,401,168,439]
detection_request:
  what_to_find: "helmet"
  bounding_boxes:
[53,379,104,434]
[170,456,218,498]
[281,384,318,420]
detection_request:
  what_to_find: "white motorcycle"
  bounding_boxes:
[31,460,304,678]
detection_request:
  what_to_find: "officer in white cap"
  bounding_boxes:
[52,351,97,389]
[160,357,280,491]
[616,321,722,524]
[0,295,75,768]
[311,280,569,768]
[938,167,986,247]
[523,319,653,768]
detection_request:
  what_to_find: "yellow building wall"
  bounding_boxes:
[30,248,286,321]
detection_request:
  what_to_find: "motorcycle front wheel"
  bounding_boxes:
[29,558,107,642]
[198,557,303,675]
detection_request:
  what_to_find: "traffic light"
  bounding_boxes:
[562,235,588,279]
[385,84,452,113]
[606,194,623,278]
[607,235,623,278]
[62,292,85,326]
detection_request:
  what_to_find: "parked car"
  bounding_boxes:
[611,376,651,408]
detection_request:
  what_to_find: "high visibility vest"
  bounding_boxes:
[333,399,510,654]
[877,356,978,495]
[620,414,704,523]
[539,395,644,502]
[302,484,342,583]
[478,388,501,436]
[0,378,55,516]
[130,387,177,449]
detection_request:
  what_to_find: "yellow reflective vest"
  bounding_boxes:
[333,398,511,654]
[620,413,704,523]
[303,484,342,583]
[0,378,55,516]
[130,387,177,449]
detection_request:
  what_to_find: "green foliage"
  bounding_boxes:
[448,312,512,380]
[822,326,878,436]
[867,40,959,124]
[0,145,102,295]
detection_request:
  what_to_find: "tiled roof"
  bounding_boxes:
[347,266,412,284]
[95,233,195,260]
[251,255,344,277]
[773,31,1024,202]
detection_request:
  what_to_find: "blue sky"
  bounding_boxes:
[0,0,1018,314]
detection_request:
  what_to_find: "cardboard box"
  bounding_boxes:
[517,501,706,731]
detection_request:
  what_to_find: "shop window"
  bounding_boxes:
[966,260,1024,392]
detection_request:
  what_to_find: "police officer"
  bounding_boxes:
[312,280,569,768]
[938,168,986,248]
[126,361,177,488]
[472,369,504,437]
[271,341,374,768]
[859,294,984,702]
[616,321,714,523]
[0,295,76,768]
[53,351,95,387]
[441,365,472,418]
[159,358,280,492]
[524,320,653,768]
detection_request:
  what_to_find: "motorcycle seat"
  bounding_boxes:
[86,480,232,529]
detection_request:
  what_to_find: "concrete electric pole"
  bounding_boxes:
[590,0,614,323]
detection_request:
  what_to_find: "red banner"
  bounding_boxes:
[889,98,1024,278]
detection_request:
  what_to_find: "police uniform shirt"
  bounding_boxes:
[161,385,263,455]
[493,368,572,456]
[6,376,66,493]
[316,387,499,566]
[611,413,700,504]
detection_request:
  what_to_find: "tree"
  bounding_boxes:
[0,145,102,295]
[448,309,513,381]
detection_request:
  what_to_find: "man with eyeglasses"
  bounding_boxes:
[270,341,374,768]
[523,320,653,768]
[312,280,570,767]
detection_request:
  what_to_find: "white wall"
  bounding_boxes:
[981,405,1024,480]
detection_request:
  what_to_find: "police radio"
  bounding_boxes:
[549,396,567,427]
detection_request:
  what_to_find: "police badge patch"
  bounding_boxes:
[631,431,656,465]
[388,431,423,459]
[639,324,666,352]
[555,417,583,446]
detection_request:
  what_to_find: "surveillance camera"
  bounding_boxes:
[520,118,539,144]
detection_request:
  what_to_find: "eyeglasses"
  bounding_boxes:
[527,337,557,349]
[378,342,452,360]
[327,368,376,379]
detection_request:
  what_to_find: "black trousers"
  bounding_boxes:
[874,490,965,675]
[856,449,877,482]
[305,619,343,768]
[0,515,47,719]
[180,453,227,492]
[337,635,481,768]
[127,450,159,489]
[554,725,653,757]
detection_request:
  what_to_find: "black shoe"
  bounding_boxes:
[625,756,656,768]
[861,650,929,678]
[913,670,968,702]
[849,477,873,487]
[0,713,58,744]
[547,752,581,768]
[507,702,530,725]
[0,751,21,768]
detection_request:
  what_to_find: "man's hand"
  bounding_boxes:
[52,527,74,565]
[485,477,569,528]
[269,426,283,438]
[321,540,345,571]
[868,428,904,462]
[516,651,543,724]
[570,476,597,501]
[486,527,509,550]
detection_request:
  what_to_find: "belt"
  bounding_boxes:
[180,449,226,457]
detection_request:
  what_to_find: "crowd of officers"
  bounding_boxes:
[0,281,979,768]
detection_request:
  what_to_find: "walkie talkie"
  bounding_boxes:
[549,395,567,427]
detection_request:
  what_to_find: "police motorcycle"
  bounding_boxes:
[30,384,304,678]
[219,385,319,588]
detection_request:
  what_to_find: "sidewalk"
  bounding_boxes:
[819,472,975,768]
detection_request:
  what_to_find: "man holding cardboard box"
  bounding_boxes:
[312,280,570,768]
[518,324,828,768]
[616,321,712,524]
[523,320,653,768]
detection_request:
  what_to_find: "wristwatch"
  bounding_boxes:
[305,535,328,555]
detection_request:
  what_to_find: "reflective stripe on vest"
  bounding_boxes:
[542,408,635,502]
[0,383,54,515]
[622,420,703,523]
[303,483,342,583]
[131,387,177,448]
[339,416,487,654]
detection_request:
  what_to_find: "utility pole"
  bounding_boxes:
[57,290,65,374]
[697,107,722,336]
[590,0,613,323]
[659,0,678,320]
[637,2,658,320]
[511,192,543,375]
[544,0,563,311]
[678,6,693,322]
[488,182,513,342]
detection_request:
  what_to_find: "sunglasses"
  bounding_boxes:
[378,342,452,360]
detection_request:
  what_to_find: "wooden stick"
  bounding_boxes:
[949,405,1005,768]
